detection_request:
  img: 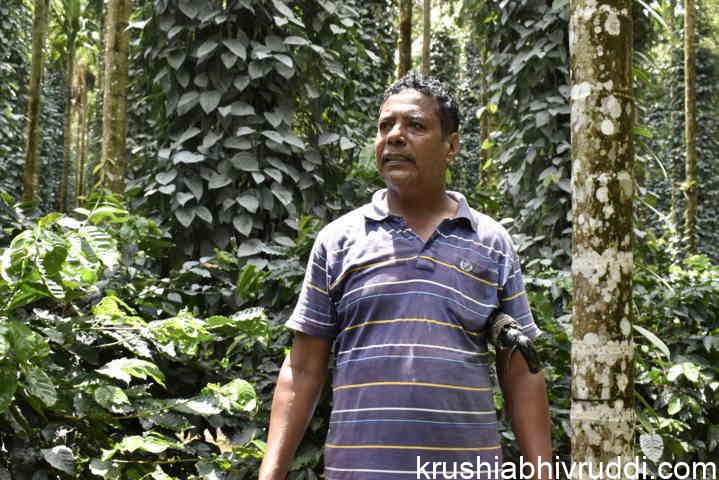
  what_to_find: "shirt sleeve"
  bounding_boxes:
[284,232,337,341]
[497,244,542,340]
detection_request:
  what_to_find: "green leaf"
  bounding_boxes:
[184,177,203,200]
[633,325,670,357]
[238,195,259,213]
[177,91,200,116]
[196,206,213,224]
[175,208,195,227]
[237,239,264,257]
[234,75,250,92]
[318,132,339,145]
[262,130,284,144]
[0,367,17,413]
[223,39,247,60]
[176,192,194,206]
[683,363,700,383]
[8,321,49,362]
[22,364,57,406]
[639,433,663,462]
[667,396,682,415]
[200,379,257,413]
[167,50,186,70]
[156,170,177,185]
[284,35,310,46]
[173,150,205,164]
[233,214,253,236]
[97,358,166,387]
[200,91,222,114]
[271,182,293,206]
[230,152,259,172]
[196,40,218,60]
[94,385,130,411]
[208,172,232,190]
[41,446,75,475]
[230,101,255,116]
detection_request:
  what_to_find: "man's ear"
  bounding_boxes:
[445,132,460,165]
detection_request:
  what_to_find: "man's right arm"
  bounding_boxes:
[258,331,331,480]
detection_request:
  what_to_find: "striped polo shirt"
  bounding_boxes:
[285,189,541,480]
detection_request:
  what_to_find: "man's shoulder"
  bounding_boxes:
[463,204,517,255]
[314,202,370,247]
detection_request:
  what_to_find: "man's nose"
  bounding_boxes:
[387,122,405,144]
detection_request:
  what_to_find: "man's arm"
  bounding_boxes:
[258,332,331,480]
[496,349,553,479]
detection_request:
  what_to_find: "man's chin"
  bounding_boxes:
[380,172,419,191]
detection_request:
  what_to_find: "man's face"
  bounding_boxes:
[374,89,458,196]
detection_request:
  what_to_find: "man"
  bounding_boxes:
[258,72,552,480]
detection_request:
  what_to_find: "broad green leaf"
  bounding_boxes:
[112,432,183,457]
[223,137,252,150]
[284,35,310,46]
[166,50,186,70]
[176,91,199,116]
[172,397,221,416]
[196,40,218,60]
[237,239,264,257]
[196,206,213,224]
[238,195,259,213]
[271,182,293,206]
[236,126,255,136]
[0,323,9,360]
[94,385,130,411]
[97,358,166,387]
[683,363,700,383]
[0,367,17,413]
[156,170,177,185]
[175,207,195,228]
[184,177,204,200]
[262,130,283,144]
[233,214,253,236]
[208,172,232,190]
[200,379,256,413]
[8,321,49,362]
[639,433,663,462]
[200,91,222,114]
[318,132,339,145]
[264,111,282,128]
[22,364,57,406]
[223,39,247,60]
[176,192,194,206]
[667,396,682,415]
[230,152,259,172]
[234,75,250,92]
[274,54,293,68]
[173,150,205,164]
[41,446,75,474]
[230,101,255,116]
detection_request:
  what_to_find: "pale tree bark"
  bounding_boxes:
[421,0,431,75]
[98,0,130,194]
[570,0,635,471]
[21,0,50,204]
[60,49,76,212]
[669,0,680,232]
[74,65,90,206]
[683,0,697,254]
[397,0,412,78]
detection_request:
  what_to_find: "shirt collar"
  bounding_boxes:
[362,188,478,232]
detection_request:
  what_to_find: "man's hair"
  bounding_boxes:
[380,71,460,137]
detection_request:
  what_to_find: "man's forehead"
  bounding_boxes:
[379,89,439,117]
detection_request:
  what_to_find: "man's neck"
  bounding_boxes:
[386,187,457,220]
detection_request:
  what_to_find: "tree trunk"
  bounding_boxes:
[570,0,635,469]
[397,0,412,78]
[60,48,76,212]
[21,0,50,204]
[421,0,431,75]
[98,0,130,194]
[683,0,697,254]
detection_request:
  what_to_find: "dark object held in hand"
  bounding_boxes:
[490,312,543,374]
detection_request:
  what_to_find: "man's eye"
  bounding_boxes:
[410,122,423,129]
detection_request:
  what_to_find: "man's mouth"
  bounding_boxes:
[383,154,414,165]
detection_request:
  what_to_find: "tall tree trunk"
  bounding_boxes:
[21,0,50,204]
[421,0,431,75]
[683,0,697,254]
[570,0,635,467]
[60,47,76,212]
[668,0,680,233]
[98,0,130,194]
[397,0,412,78]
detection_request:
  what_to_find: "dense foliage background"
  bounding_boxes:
[1,0,718,478]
